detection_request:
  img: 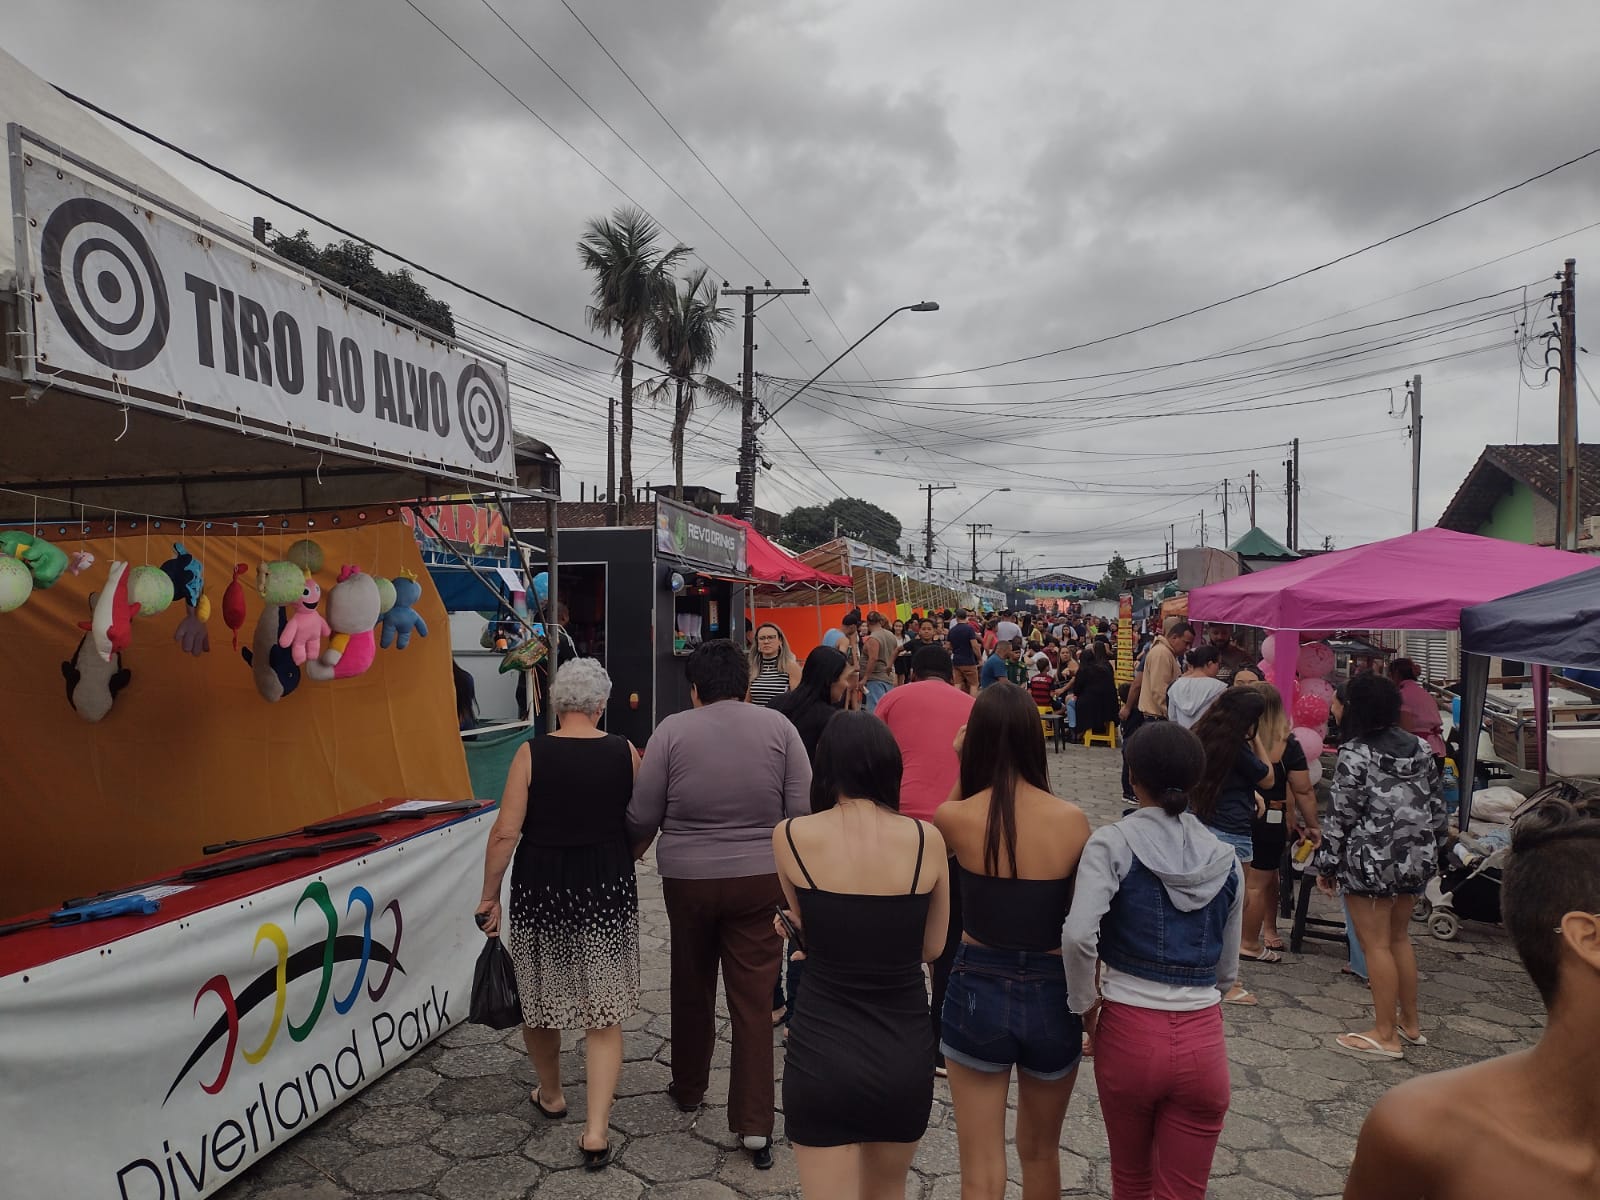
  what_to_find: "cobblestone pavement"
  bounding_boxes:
[220,743,1542,1199]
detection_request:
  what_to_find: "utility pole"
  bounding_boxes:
[996,548,1009,588]
[1285,456,1294,549]
[920,483,955,568]
[1247,469,1258,528]
[1557,260,1580,549]
[724,281,811,521]
[606,396,617,524]
[1408,375,1423,532]
[1199,510,1207,547]
[966,522,992,581]
[1291,437,1300,551]
[1220,478,1230,546]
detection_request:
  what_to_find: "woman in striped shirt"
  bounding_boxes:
[749,623,803,707]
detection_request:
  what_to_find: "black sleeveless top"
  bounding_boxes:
[784,817,929,970]
[521,733,633,847]
[957,865,1074,952]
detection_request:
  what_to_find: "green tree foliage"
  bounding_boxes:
[577,207,690,512]
[780,499,903,554]
[645,267,734,500]
[269,230,455,338]
[1095,552,1132,599]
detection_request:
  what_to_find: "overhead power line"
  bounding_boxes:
[884,144,1600,381]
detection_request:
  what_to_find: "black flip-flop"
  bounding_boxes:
[530,1088,568,1120]
[580,1139,612,1171]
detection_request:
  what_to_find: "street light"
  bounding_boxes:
[758,301,940,427]
[935,485,1011,537]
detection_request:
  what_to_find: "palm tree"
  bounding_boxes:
[646,267,735,499]
[577,207,690,516]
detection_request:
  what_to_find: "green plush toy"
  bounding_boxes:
[258,560,307,606]
[0,531,70,588]
[286,538,325,575]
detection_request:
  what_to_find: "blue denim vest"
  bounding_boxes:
[1098,857,1238,987]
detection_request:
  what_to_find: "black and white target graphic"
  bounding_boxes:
[40,197,171,370]
[456,363,509,464]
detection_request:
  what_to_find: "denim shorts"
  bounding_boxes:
[1213,829,1253,863]
[939,944,1082,1081]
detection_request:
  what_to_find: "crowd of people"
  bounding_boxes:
[470,610,1595,1200]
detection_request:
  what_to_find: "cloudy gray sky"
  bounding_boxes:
[11,1,1600,579]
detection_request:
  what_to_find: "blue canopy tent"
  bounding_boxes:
[1460,564,1600,792]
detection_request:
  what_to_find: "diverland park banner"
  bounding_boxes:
[0,813,491,1199]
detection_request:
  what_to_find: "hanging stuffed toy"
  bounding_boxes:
[0,530,70,589]
[372,575,397,619]
[80,561,140,661]
[67,550,95,576]
[306,566,381,681]
[241,605,301,701]
[258,560,307,606]
[63,594,131,722]
[162,542,210,655]
[127,564,175,618]
[286,538,325,576]
[278,573,329,666]
[223,563,248,650]
[379,574,428,650]
[0,558,32,613]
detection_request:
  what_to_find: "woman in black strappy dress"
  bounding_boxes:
[772,712,951,1200]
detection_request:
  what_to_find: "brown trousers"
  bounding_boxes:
[662,873,785,1137]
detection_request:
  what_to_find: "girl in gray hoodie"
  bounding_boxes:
[1062,722,1244,1200]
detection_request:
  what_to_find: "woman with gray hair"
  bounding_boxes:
[477,657,640,1171]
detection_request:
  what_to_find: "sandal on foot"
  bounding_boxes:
[1243,947,1283,964]
[580,1138,612,1171]
[1263,936,1287,952]
[1397,1028,1429,1047]
[530,1088,568,1120]
[1223,988,1259,1006]
[1336,1032,1404,1059]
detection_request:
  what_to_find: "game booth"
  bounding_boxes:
[515,494,752,747]
[0,89,556,1198]
[785,536,1005,653]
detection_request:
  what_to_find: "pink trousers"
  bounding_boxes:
[1093,1001,1231,1200]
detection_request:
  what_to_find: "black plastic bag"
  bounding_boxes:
[469,937,522,1029]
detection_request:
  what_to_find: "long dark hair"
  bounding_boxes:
[811,711,903,813]
[1188,688,1267,824]
[772,646,848,720]
[958,681,1051,877]
[1125,722,1206,816]
[1342,673,1402,741]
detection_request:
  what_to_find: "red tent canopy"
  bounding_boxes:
[716,516,851,589]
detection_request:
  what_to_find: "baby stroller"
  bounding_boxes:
[1416,829,1507,941]
[1415,779,1596,940]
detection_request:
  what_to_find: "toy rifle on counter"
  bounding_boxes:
[59,830,385,910]
[200,799,486,855]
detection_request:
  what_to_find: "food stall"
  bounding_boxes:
[515,494,750,746]
[0,60,556,1198]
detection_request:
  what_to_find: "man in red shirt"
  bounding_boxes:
[874,643,975,1076]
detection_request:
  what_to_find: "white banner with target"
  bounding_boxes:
[9,130,516,487]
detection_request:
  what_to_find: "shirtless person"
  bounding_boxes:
[1342,789,1600,1199]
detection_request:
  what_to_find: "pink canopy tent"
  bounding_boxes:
[1188,527,1595,632]
[1191,527,1597,821]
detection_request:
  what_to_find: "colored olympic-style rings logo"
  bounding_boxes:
[40,196,171,370]
[164,882,403,1103]
[456,363,508,464]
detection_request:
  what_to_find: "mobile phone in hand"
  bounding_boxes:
[775,905,805,952]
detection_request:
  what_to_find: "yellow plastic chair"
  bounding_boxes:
[1082,722,1119,749]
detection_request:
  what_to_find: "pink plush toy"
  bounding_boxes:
[305,565,381,682]
[277,573,330,666]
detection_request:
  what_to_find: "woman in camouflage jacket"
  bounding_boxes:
[1315,675,1448,1061]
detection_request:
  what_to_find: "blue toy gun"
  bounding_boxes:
[0,894,160,938]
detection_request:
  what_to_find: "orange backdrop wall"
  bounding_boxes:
[0,515,468,917]
[750,599,899,659]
